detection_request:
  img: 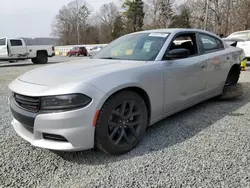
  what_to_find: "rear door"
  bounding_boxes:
[0,38,8,59]
[8,39,27,58]
[197,32,229,94]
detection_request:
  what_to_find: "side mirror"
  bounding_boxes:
[165,48,189,60]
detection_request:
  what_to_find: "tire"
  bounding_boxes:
[35,54,48,64]
[95,91,148,155]
[219,83,243,100]
[31,58,37,64]
[225,65,240,86]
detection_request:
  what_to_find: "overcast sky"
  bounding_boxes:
[1,0,113,38]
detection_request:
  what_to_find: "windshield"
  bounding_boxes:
[92,32,170,61]
[227,31,250,41]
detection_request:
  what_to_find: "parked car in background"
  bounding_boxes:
[88,46,103,56]
[226,30,250,59]
[0,37,55,64]
[8,28,245,155]
[67,46,88,57]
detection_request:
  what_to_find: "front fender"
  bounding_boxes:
[87,67,164,121]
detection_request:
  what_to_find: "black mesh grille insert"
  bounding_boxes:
[14,93,40,112]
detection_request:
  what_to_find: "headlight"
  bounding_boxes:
[41,94,92,110]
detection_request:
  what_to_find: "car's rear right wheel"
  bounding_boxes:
[219,64,243,100]
[95,91,148,155]
[31,58,37,64]
[33,54,48,64]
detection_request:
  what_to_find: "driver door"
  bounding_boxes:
[7,39,27,58]
[0,38,8,59]
[161,32,208,114]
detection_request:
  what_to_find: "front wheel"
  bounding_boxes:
[95,91,148,155]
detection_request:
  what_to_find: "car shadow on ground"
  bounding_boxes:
[52,82,250,165]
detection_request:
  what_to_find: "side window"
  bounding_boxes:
[0,38,6,46]
[10,40,23,46]
[199,34,224,53]
[164,33,199,59]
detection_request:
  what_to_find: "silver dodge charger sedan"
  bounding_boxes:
[8,29,245,155]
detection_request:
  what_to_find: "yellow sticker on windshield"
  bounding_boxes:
[126,49,133,55]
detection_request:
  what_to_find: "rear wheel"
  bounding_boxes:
[95,91,148,155]
[220,83,243,100]
[33,54,48,64]
[219,64,243,100]
[31,58,37,64]
[225,65,240,86]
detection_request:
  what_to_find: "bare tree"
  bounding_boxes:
[98,2,119,42]
[51,0,91,45]
[51,0,250,45]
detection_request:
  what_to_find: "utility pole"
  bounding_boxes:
[204,0,209,30]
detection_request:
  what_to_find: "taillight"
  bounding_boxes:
[52,46,55,51]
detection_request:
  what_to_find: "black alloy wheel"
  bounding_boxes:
[108,100,142,147]
[95,91,148,155]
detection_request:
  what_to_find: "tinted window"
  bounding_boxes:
[0,38,6,46]
[10,40,23,46]
[199,34,224,53]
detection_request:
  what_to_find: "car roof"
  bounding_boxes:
[229,30,250,35]
[130,28,220,38]
[0,37,24,40]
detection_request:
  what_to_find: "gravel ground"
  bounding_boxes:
[0,59,250,188]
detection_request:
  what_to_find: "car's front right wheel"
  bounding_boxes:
[95,91,148,155]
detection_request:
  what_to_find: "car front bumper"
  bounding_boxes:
[8,79,106,152]
[10,96,96,151]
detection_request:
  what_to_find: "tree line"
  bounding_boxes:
[51,0,250,45]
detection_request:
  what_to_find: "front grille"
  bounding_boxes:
[14,93,40,112]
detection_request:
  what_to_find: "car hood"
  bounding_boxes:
[18,59,146,86]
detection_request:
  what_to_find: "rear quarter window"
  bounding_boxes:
[199,33,224,53]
